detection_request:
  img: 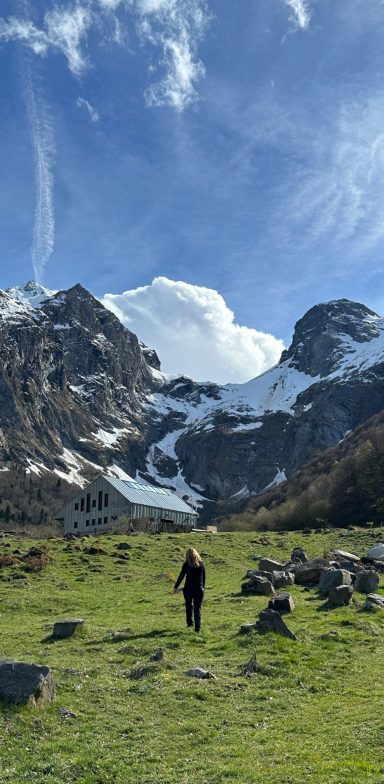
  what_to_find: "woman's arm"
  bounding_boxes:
[201,563,206,588]
[173,562,187,591]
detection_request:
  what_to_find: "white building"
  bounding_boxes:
[55,475,198,534]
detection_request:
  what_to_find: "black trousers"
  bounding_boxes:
[183,588,204,631]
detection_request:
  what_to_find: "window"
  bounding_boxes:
[104,517,108,525]
[74,521,78,529]
[80,498,85,512]
[86,493,90,513]
[86,520,90,527]
[104,493,109,508]
[98,518,102,525]
[98,490,103,511]
[74,502,79,511]
[92,519,95,526]
[92,499,96,508]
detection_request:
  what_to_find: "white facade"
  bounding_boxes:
[55,475,198,534]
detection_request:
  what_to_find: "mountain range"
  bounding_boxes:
[1,281,384,523]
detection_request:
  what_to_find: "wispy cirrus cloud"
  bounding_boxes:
[283,0,311,30]
[77,96,100,122]
[0,1,210,109]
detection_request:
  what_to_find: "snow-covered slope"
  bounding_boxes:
[1,286,384,520]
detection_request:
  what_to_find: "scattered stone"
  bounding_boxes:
[239,623,258,634]
[291,559,328,585]
[291,547,308,563]
[0,660,55,707]
[328,549,361,564]
[130,664,159,680]
[319,568,352,596]
[83,546,107,555]
[355,570,380,594]
[240,653,260,676]
[328,585,354,607]
[302,528,312,535]
[367,543,384,561]
[256,609,297,640]
[53,619,85,639]
[58,707,77,720]
[272,570,295,588]
[150,648,164,662]
[268,592,295,615]
[186,668,217,680]
[365,593,384,610]
[116,542,132,551]
[241,575,274,596]
[22,547,46,559]
[258,558,284,572]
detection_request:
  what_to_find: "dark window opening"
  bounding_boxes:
[74,521,78,529]
[86,493,90,513]
[104,517,108,525]
[92,499,96,507]
[92,519,96,526]
[104,493,109,508]
[80,498,85,512]
[74,502,79,511]
[98,490,103,511]
[86,520,90,527]
[98,518,102,525]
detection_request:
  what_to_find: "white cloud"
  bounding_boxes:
[22,60,55,283]
[283,0,311,30]
[137,0,210,110]
[102,277,284,383]
[77,96,100,122]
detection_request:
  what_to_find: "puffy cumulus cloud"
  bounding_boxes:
[283,0,311,30]
[102,277,285,383]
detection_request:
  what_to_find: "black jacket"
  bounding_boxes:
[174,561,205,593]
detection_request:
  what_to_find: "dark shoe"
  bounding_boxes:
[187,623,193,628]
[195,627,201,633]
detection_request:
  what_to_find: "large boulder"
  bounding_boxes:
[241,575,274,596]
[53,619,85,639]
[291,547,308,563]
[0,660,55,707]
[328,585,354,607]
[256,609,297,640]
[355,570,380,594]
[328,549,361,564]
[319,568,352,596]
[291,558,328,585]
[272,570,295,588]
[268,592,295,615]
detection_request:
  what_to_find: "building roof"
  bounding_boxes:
[104,476,198,516]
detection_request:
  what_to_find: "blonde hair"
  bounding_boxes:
[186,547,202,567]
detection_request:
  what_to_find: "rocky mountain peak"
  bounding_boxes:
[280,299,381,377]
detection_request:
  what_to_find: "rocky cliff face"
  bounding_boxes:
[1,284,384,521]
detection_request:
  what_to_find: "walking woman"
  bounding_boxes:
[173,548,205,632]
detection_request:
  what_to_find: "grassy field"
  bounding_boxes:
[1,527,384,784]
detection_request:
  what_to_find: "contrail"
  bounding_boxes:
[22,55,55,283]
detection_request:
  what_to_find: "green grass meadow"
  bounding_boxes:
[1,528,384,784]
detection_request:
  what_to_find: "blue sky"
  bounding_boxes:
[1,0,384,381]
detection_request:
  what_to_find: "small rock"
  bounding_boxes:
[365,593,384,610]
[150,648,164,662]
[355,570,380,594]
[367,543,384,561]
[258,558,284,572]
[186,668,217,680]
[0,660,55,707]
[291,547,308,563]
[272,570,295,588]
[241,653,260,676]
[83,546,107,555]
[328,549,361,564]
[328,585,354,607]
[53,619,85,639]
[239,623,258,634]
[58,707,77,719]
[256,609,297,640]
[268,592,295,615]
[115,542,132,551]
